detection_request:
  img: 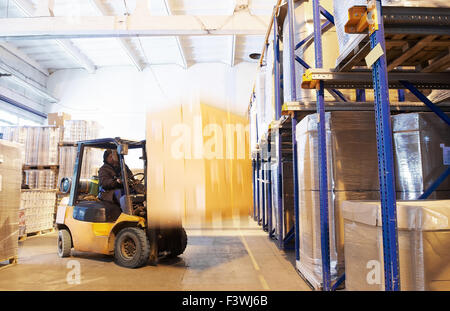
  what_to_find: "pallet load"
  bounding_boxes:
[270,118,295,246]
[146,103,252,228]
[58,120,102,183]
[393,112,450,200]
[295,111,380,289]
[342,200,450,291]
[20,190,57,236]
[0,140,22,264]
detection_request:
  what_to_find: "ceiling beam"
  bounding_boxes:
[90,0,145,71]
[10,0,96,73]
[0,42,49,76]
[0,14,270,39]
[162,0,188,69]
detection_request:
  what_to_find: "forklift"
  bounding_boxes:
[55,138,187,268]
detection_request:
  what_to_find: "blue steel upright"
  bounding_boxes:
[287,0,301,262]
[312,0,331,291]
[369,0,400,291]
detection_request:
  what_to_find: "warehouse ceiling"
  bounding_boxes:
[0,0,277,73]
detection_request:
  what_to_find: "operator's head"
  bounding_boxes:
[104,149,119,166]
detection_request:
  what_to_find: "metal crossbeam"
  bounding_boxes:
[302,70,450,90]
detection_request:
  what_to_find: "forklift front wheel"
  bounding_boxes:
[57,229,72,258]
[114,227,150,268]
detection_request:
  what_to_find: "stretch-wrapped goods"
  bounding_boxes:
[393,112,450,200]
[0,126,60,166]
[334,0,450,65]
[0,140,22,261]
[342,200,450,291]
[20,190,56,234]
[295,111,380,289]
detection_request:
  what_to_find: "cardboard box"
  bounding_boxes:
[47,112,71,127]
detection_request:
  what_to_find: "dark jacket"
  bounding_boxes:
[98,162,133,202]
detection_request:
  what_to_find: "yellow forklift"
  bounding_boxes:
[55,138,187,268]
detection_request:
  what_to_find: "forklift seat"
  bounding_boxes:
[73,200,122,223]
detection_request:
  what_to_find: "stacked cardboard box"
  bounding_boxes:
[295,111,380,289]
[0,140,22,261]
[20,190,56,234]
[146,103,252,228]
[342,200,450,291]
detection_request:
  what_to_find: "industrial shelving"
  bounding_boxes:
[250,0,450,291]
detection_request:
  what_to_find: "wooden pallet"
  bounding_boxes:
[0,256,18,271]
[18,228,55,241]
[336,34,450,73]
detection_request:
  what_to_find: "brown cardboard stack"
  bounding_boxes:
[342,200,450,291]
[146,103,252,228]
[393,112,450,200]
[0,140,22,261]
[295,111,380,289]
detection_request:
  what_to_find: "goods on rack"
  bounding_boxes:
[20,190,57,235]
[295,111,381,289]
[0,140,22,262]
[393,112,450,200]
[342,199,450,291]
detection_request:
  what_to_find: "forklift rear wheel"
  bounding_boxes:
[114,227,150,268]
[57,229,72,258]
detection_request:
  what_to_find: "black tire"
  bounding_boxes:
[114,227,150,268]
[168,227,187,257]
[57,229,72,258]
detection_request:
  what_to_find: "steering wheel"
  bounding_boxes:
[130,172,145,183]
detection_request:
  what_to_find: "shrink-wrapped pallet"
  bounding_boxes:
[20,190,56,234]
[342,200,450,291]
[0,140,22,262]
[334,0,450,65]
[393,112,450,200]
[295,111,380,289]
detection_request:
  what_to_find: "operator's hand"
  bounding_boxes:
[116,178,122,184]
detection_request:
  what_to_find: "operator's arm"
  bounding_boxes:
[125,165,134,181]
[99,166,121,190]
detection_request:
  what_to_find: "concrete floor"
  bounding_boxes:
[0,221,310,291]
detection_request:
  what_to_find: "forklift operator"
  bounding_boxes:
[98,149,134,208]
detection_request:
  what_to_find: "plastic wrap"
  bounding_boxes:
[393,112,450,199]
[295,111,380,289]
[296,112,379,192]
[0,140,22,261]
[20,190,56,234]
[334,0,450,63]
[342,200,450,291]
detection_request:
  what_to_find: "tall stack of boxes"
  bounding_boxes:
[0,140,22,262]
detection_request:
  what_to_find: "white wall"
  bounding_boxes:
[47,63,256,141]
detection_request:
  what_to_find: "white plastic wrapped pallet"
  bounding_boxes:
[342,200,450,291]
[392,112,450,200]
[295,111,381,289]
[333,0,450,65]
[255,67,266,143]
[0,140,22,261]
